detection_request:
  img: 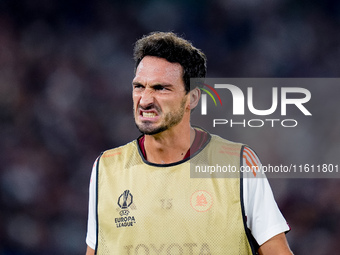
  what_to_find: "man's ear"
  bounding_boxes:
[188,87,201,110]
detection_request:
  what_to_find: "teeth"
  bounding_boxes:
[142,112,156,118]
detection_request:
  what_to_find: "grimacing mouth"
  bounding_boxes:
[142,112,157,118]
[138,107,160,119]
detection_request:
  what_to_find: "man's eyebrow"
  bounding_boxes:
[132,81,174,87]
[132,81,143,86]
[151,83,173,87]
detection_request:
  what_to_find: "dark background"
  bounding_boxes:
[0,0,339,254]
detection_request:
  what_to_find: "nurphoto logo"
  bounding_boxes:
[195,79,312,128]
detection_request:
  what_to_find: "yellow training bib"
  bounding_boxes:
[96,133,255,254]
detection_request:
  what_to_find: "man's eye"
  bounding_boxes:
[133,84,144,89]
[154,85,166,90]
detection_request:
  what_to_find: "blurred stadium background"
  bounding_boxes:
[0,0,340,254]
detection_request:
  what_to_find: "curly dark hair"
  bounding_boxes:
[133,32,207,93]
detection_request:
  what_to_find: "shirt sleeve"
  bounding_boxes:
[86,159,97,250]
[242,147,290,246]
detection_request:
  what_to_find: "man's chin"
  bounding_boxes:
[136,123,167,135]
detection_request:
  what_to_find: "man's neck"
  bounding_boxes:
[143,125,195,164]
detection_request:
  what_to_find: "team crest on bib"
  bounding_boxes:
[190,190,213,212]
[115,190,136,228]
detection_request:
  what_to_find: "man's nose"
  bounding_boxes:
[139,88,154,108]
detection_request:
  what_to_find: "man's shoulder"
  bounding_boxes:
[209,133,245,150]
[194,132,246,162]
[194,126,245,149]
[100,140,139,159]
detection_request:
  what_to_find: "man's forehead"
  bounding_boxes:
[134,56,184,84]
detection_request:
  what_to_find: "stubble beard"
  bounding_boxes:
[134,99,187,135]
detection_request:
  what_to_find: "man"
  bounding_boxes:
[86,32,293,254]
